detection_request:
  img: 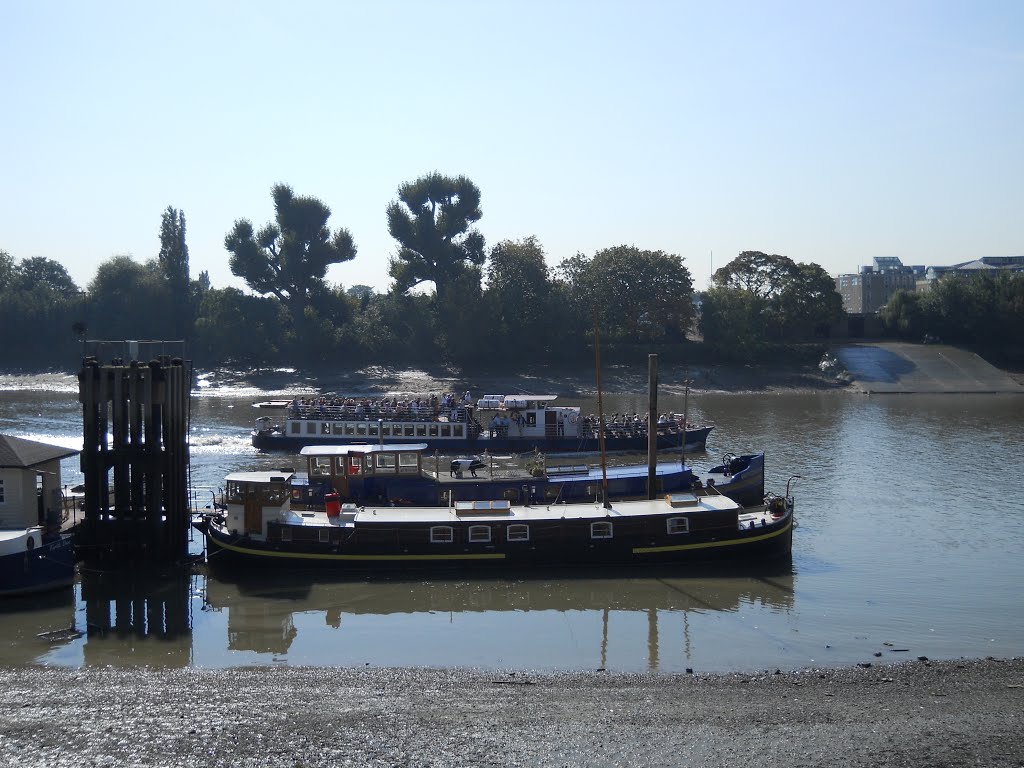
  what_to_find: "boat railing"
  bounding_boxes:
[287,403,471,423]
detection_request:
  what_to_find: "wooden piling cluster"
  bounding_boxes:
[76,352,192,563]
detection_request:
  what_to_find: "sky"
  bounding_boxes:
[2,1,1021,295]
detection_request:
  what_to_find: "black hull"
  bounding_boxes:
[204,514,792,572]
[252,426,713,455]
[0,535,75,597]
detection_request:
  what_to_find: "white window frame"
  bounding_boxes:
[590,521,613,539]
[507,524,529,542]
[667,517,690,535]
[468,525,491,543]
[430,526,454,544]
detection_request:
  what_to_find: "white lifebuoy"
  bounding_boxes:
[568,415,578,425]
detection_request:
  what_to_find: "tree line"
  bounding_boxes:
[2,173,1017,373]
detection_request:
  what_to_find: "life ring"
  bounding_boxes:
[567,414,578,425]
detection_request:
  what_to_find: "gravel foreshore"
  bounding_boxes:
[2,658,1022,767]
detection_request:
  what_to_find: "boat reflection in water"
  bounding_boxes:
[201,563,796,671]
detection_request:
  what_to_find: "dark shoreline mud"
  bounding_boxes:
[2,658,1021,767]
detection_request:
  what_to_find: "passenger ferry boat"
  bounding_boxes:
[199,469,795,571]
[251,393,713,455]
[287,443,766,509]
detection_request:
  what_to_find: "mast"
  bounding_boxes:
[593,317,610,508]
[680,377,691,469]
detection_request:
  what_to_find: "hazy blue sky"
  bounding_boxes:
[2,1,1021,295]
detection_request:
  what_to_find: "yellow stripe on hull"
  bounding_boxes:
[632,519,792,555]
[211,535,507,562]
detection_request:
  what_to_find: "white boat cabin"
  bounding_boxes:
[0,434,79,557]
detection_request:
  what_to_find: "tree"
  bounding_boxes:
[158,206,191,338]
[484,236,553,353]
[86,255,174,340]
[386,173,485,305]
[713,251,841,340]
[777,262,844,338]
[225,184,357,337]
[0,249,14,292]
[699,286,768,361]
[557,246,695,342]
[11,256,79,295]
[712,251,795,298]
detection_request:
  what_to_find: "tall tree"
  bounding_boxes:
[158,206,192,339]
[484,236,553,353]
[225,184,357,336]
[386,173,485,305]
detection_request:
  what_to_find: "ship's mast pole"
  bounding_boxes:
[594,317,610,509]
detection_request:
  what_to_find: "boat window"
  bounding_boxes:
[454,425,463,437]
[310,457,331,477]
[590,521,613,539]
[375,453,397,472]
[429,425,439,437]
[468,525,491,543]
[507,524,530,542]
[399,452,419,471]
[356,424,367,436]
[289,422,301,435]
[381,425,391,436]
[320,422,331,435]
[344,424,355,436]
[333,423,344,434]
[416,425,426,437]
[319,529,330,543]
[404,425,415,437]
[369,424,379,437]
[441,425,451,437]
[347,456,363,476]
[306,422,317,435]
[667,517,690,535]
[430,526,454,544]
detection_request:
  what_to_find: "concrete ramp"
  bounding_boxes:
[835,342,1023,394]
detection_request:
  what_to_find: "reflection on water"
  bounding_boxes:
[2,374,1023,672]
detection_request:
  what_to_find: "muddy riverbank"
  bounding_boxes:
[2,658,1022,767]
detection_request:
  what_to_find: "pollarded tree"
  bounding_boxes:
[225,184,357,336]
[386,173,485,305]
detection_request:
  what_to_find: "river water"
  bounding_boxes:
[1,368,1022,673]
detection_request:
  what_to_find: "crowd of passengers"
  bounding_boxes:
[287,391,476,422]
[581,412,693,434]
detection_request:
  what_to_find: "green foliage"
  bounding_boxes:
[483,237,553,356]
[712,251,841,342]
[699,286,768,361]
[87,256,177,340]
[192,287,289,366]
[556,246,695,343]
[158,206,192,339]
[10,256,79,296]
[386,173,485,305]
